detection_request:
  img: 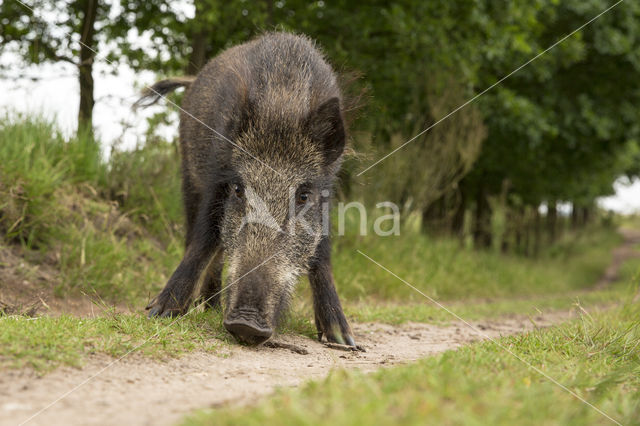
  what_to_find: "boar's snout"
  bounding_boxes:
[224,308,273,345]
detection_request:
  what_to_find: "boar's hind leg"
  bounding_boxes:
[309,236,357,347]
[200,248,224,310]
[147,192,222,317]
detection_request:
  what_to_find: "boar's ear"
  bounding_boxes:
[307,97,345,165]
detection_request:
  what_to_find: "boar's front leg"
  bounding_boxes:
[309,236,357,347]
[199,248,224,310]
[147,192,222,317]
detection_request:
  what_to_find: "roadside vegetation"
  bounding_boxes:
[0,116,638,373]
[186,302,640,426]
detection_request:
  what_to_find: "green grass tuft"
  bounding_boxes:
[0,307,315,372]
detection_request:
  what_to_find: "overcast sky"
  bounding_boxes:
[0,41,638,214]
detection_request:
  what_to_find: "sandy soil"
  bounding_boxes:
[0,311,574,426]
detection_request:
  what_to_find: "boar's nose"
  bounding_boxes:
[224,321,272,345]
[224,311,273,345]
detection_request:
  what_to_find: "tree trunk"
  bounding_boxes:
[547,201,557,243]
[533,206,541,256]
[186,0,211,75]
[522,207,531,256]
[265,0,274,27]
[473,183,492,249]
[421,196,446,235]
[513,208,523,254]
[451,189,466,239]
[581,206,591,225]
[571,203,579,228]
[501,207,512,253]
[77,0,98,138]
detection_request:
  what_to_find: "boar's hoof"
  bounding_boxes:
[224,319,273,345]
[147,305,180,318]
[319,327,362,350]
[146,295,186,318]
[326,332,357,347]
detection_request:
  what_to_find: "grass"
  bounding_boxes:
[342,255,640,325]
[0,308,315,372]
[0,115,627,306]
[0,114,104,245]
[0,115,182,303]
[106,136,183,239]
[185,301,640,426]
[1,114,638,374]
[0,311,226,372]
[1,279,633,373]
[331,219,622,302]
[345,283,636,325]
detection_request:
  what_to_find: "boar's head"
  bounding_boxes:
[221,97,345,345]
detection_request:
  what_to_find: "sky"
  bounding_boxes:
[0,35,638,214]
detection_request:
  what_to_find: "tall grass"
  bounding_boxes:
[0,114,179,303]
[328,209,622,302]
[0,115,105,245]
[106,137,182,241]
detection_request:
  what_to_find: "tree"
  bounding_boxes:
[0,0,186,138]
[463,0,640,248]
[0,0,108,137]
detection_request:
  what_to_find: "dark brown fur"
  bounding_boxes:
[140,32,355,347]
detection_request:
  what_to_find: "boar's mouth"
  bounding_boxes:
[223,307,273,345]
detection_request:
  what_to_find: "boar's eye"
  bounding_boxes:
[232,183,244,199]
[297,191,310,205]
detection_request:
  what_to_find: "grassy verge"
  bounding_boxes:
[2,279,633,373]
[0,115,182,303]
[0,311,226,372]
[0,309,315,372]
[185,302,640,426]
[331,221,622,302]
[343,256,640,324]
[345,283,635,325]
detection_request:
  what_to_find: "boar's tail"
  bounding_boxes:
[133,76,196,110]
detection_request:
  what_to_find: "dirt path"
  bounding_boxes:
[0,311,574,426]
[595,227,640,289]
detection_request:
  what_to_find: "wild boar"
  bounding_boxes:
[136,32,356,347]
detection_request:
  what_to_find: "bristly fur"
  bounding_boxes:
[139,31,357,348]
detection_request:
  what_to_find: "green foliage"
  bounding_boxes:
[4,0,640,247]
[185,303,640,426]
[113,0,640,249]
[0,0,184,70]
[469,0,640,206]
